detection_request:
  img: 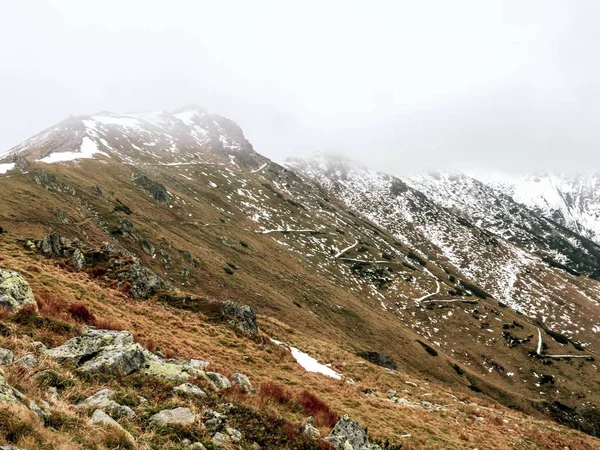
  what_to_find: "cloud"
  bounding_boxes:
[2,1,600,174]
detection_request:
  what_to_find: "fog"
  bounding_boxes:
[2,1,600,174]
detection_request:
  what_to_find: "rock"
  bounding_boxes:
[44,329,135,364]
[13,353,38,368]
[72,248,85,270]
[0,348,14,365]
[189,443,206,450]
[187,359,210,370]
[39,232,65,256]
[205,372,231,391]
[101,242,118,255]
[23,240,36,250]
[303,423,320,439]
[173,382,207,397]
[28,399,49,422]
[203,409,228,432]
[56,210,69,224]
[0,447,26,450]
[220,301,259,338]
[0,269,38,315]
[77,343,146,375]
[132,172,170,205]
[91,409,135,444]
[141,357,204,381]
[46,387,59,401]
[0,372,18,404]
[211,432,231,447]
[356,351,398,370]
[326,414,381,450]
[141,239,155,257]
[124,261,170,299]
[390,396,411,405]
[77,389,135,419]
[231,373,254,393]
[226,426,242,442]
[150,407,195,426]
[387,389,397,399]
[36,369,73,390]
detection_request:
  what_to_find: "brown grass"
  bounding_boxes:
[297,390,339,428]
[259,380,294,405]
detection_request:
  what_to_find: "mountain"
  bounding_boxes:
[471,171,600,246]
[0,114,600,449]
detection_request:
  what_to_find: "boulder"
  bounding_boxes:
[0,446,26,450]
[150,407,195,426]
[326,414,381,450]
[356,352,398,370]
[140,357,204,382]
[44,329,135,364]
[91,409,135,444]
[211,432,231,447]
[72,249,85,270]
[0,269,38,315]
[226,427,242,442]
[0,348,13,365]
[28,399,49,422]
[13,353,38,369]
[173,383,207,397]
[203,409,228,432]
[124,261,170,299]
[231,373,254,393]
[205,372,231,391]
[77,343,146,375]
[0,372,18,404]
[39,232,66,256]
[77,389,135,419]
[304,423,320,439]
[221,301,259,338]
[189,444,206,450]
[187,359,210,370]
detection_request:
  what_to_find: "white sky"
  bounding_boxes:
[2,1,600,174]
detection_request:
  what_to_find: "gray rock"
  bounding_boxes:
[189,444,206,450]
[0,348,13,365]
[173,383,207,397]
[72,248,85,270]
[187,359,210,370]
[140,356,204,381]
[91,409,135,444]
[387,389,397,399]
[44,329,135,364]
[101,242,118,254]
[211,432,231,447]
[14,353,38,368]
[77,343,147,375]
[221,301,259,338]
[390,396,411,405]
[0,269,38,315]
[39,232,65,256]
[30,341,47,352]
[304,423,320,439]
[0,446,26,450]
[0,372,18,404]
[29,399,49,422]
[231,373,254,393]
[150,407,195,426]
[226,426,242,442]
[77,389,135,419]
[326,414,381,450]
[205,372,231,391]
[124,261,170,299]
[141,239,155,257]
[203,409,227,432]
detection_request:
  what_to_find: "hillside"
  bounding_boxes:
[0,110,599,449]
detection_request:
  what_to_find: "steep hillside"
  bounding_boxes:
[0,112,599,448]
[472,171,600,246]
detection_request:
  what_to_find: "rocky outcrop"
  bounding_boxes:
[13,354,38,369]
[124,261,170,299]
[39,232,66,256]
[150,407,195,426]
[355,351,398,370]
[173,382,207,397]
[221,301,259,338]
[205,372,231,391]
[0,269,38,315]
[132,172,170,206]
[326,415,382,450]
[0,371,19,404]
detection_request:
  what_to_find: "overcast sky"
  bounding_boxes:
[2,1,600,174]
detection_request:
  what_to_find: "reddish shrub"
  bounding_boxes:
[259,380,294,405]
[297,390,339,428]
[89,267,107,278]
[35,292,68,317]
[68,303,96,325]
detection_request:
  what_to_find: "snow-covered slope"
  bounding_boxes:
[472,171,600,245]
[0,106,264,168]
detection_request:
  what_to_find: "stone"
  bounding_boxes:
[72,248,85,270]
[91,409,135,444]
[141,357,204,382]
[44,329,135,364]
[28,399,49,422]
[205,372,231,391]
[124,261,170,299]
[189,444,206,450]
[101,242,118,254]
[173,382,207,397]
[13,353,38,368]
[0,269,38,315]
[387,389,397,399]
[141,239,155,257]
[78,389,135,419]
[187,359,210,369]
[203,409,227,432]
[30,341,47,352]
[0,372,18,404]
[356,351,398,370]
[304,423,320,439]
[220,301,259,338]
[326,414,381,450]
[231,373,254,393]
[0,447,26,450]
[211,432,231,447]
[39,232,65,256]
[0,348,13,365]
[150,407,195,426]
[77,343,146,375]
[226,426,242,442]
